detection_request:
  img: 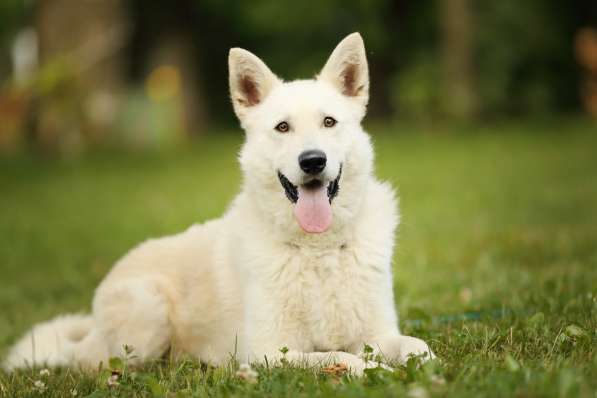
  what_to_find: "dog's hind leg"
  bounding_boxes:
[92,278,172,363]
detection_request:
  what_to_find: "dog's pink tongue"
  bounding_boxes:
[294,186,332,233]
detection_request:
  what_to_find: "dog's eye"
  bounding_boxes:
[275,121,290,133]
[323,116,337,128]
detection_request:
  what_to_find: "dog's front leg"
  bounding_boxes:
[244,322,375,376]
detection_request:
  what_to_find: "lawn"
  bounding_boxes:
[0,119,596,397]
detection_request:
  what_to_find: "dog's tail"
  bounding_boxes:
[3,314,108,370]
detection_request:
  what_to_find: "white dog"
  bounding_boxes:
[4,33,433,375]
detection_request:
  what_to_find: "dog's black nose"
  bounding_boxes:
[299,150,327,175]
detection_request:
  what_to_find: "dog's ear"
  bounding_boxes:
[318,32,369,107]
[229,48,281,119]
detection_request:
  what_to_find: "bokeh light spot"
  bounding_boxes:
[146,65,181,102]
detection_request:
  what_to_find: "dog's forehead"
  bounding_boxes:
[264,80,346,116]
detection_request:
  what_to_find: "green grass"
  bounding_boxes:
[0,119,596,397]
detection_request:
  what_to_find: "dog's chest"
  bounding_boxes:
[289,246,373,350]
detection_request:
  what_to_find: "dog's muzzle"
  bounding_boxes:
[277,164,342,204]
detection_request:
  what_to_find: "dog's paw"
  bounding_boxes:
[395,335,435,363]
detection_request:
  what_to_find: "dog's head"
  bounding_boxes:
[230,33,374,236]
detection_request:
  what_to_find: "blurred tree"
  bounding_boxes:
[474,0,586,116]
[440,0,476,119]
[0,0,32,153]
[575,27,597,116]
[391,0,593,120]
[36,0,128,151]
[0,0,28,80]
[389,1,442,120]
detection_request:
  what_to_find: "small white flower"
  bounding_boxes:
[430,374,447,389]
[39,368,50,377]
[70,388,78,396]
[236,363,258,384]
[459,287,473,304]
[107,374,120,387]
[33,380,47,393]
[407,385,429,398]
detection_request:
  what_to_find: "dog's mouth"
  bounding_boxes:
[277,165,342,234]
[277,165,342,204]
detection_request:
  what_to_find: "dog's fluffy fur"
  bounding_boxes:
[4,33,433,374]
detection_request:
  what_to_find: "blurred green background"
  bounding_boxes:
[0,2,596,396]
[0,0,596,152]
